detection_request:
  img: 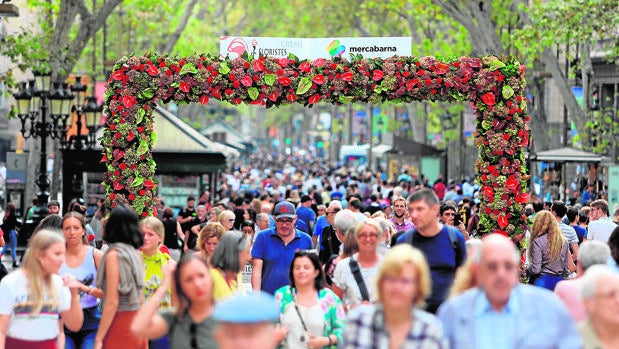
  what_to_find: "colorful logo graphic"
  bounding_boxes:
[226,38,248,59]
[327,40,346,57]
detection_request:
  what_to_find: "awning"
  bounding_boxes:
[371,144,392,157]
[531,147,607,163]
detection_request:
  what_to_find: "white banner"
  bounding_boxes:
[220,36,411,60]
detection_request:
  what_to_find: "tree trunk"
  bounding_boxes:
[158,0,200,54]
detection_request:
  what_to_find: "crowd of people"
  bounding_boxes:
[1,159,619,349]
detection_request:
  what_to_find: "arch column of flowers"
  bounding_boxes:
[102,53,530,249]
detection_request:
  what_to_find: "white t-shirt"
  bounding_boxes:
[0,269,71,341]
[332,253,383,306]
[588,217,617,243]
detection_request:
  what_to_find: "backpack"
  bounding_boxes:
[401,225,464,267]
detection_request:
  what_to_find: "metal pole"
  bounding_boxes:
[368,104,373,171]
[348,104,353,145]
[33,97,50,224]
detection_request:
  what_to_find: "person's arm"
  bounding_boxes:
[312,235,318,249]
[570,242,579,262]
[95,250,120,349]
[529,239,542,275]
[251,258,263,291]
[176,222,185,242]
[0,314,9,348]
[131,261,175,340]
[59,274,84,332]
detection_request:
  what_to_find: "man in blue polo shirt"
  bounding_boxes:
[251,201,313,294]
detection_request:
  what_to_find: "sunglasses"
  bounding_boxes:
[276,218,294,224]
[190,322,198,349]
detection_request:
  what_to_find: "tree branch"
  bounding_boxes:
[158,0,200,53]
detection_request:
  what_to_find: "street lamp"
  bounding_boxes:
[12,73,100,228]
[13,71,70,226]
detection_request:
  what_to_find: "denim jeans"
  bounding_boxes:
[533,273,564,291]
[64,328,96,349]
[1,230,17,263]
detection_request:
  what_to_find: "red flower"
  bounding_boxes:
[488,165,499,177]
[372,70,385,81]
[341,71,354,82]
[119,163,127,170]
[241,76,253,87]
[312,58,325,67]
[146,65,159,77]
[483,186,494,198]
[253,59,265,72]
[200,95,209,105]
[128,194,136,201]
[516,192,530,204]
[278,77,292,86]
[179,82,190,93]
[495,229,509,237]
[312,74,325,85]
[144,179,155,190]
[482,92,496,106]
[308,94,321,105]
[127,131,135,141]
[113,181,124,191]
[299,62,311,73]
[506,178,519,191]
[497,215,509,229]
[111,70,126,81]
[122,96,137,108]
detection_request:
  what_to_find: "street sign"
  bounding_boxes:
[6,152,28,184]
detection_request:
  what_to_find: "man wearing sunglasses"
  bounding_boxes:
[251,201,313,294]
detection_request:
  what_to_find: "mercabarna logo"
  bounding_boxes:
[327,40,346,57]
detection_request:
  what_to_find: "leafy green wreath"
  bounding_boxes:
[102,53,530,250]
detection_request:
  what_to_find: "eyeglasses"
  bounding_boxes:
[483,261,518,273]
[228,219,235,222]
[276,219,294,224]
[443,212,456,217]
[190,322,198,349]
[358,233,379,240]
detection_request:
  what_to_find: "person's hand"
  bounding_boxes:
[162,260,177,282]
[307,334,329,349]
[94,340,103,349]
[183,245,189,253]
[61,274,81,290]
[273,324,289,344]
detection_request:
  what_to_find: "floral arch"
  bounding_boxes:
[102,53,530,248]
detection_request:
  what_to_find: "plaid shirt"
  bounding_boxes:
[342,304,448,349]
[389,218,415,233]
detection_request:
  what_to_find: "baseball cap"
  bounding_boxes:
[47,200,60,207]
[273,201,296,219]
[213,292,279,324]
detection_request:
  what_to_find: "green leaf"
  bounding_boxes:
[142,87,156,99]
[339,95,354,103]
[489,60,506,71]
[137,140,149,156]
[296,77,312,95]
[136,108,145,124]
[248,87,259,100]
[481,119,492,130]
[151,131,157,146]
[132,176,144,187]
[219,62,231,75]
[264,74,276,86]
[502,86,515,99]
[179,62,198,75]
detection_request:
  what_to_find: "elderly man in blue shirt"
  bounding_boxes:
[437,234,581,349]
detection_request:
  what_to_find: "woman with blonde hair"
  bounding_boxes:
[342,244,447,348]
[528,210,571,291]
[449,238,483,298]
[332,219,384,311]
[218,210,236,231]
[0,229,83,348]
[195,222,225,266]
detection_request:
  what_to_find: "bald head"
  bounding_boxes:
[477,233,520,311]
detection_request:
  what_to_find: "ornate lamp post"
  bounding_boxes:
[12,73,97,228]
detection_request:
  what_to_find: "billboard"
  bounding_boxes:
[220,36,412,60]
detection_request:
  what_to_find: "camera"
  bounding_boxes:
[454,213,462,226]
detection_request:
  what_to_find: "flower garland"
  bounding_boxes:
[102,53,529,249]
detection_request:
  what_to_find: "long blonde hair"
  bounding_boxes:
[22,229,65,314]
[529,210,565,262]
